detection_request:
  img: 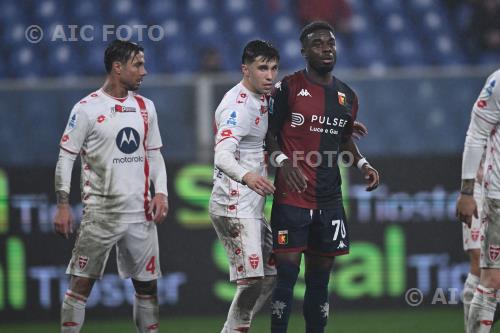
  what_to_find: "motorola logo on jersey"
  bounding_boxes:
[116,127,140,154]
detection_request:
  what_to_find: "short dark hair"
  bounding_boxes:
[299,21,335,46]
[104,39,144,73]
[241,40,280,65]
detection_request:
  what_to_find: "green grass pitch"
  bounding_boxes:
[1,307,488,332]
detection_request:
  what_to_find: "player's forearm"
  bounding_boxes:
[147,149,168,196]
[340,138,364,167]
[214,140,248,183]
[54,149,77,199]
[265,131,287,166]
[460,179,475,195]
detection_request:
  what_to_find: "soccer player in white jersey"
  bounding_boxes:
[209,40,279,333]
[53,40,168,333]
[457,69,500,333]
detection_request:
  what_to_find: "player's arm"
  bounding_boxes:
[54,105,90,238]
[265,80,308,192]
[457,75,500,226]
[145,103,168,224]
[215,107,274,196]
[340,138,379,191]
[339,94,379,191]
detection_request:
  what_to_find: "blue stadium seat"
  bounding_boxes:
[70,0,103,23]
[9,46,44,78]
[390,36,427,66]
[32,0,65,25]
[145,0,179,22]
[47,45,83,77]
[108,0,142,22]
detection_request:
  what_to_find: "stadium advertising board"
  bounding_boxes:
[0,156,467,320]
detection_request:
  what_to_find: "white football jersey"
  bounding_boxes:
[464,69,500,198]
[59,89,162,222]
[209,82,269,218]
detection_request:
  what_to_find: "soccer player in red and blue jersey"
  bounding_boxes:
[266,21,380,333]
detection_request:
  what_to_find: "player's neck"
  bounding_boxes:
[305,66,332,86]
[101,79,129,99]
[241,78,259,95]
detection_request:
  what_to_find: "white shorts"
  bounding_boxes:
[66,213,161,281]
[210,214,277,282]
[481,197,500,268]
[463,190,484,251]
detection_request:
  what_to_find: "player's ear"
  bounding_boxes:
[241,64,249,77]
[301,47,307,59]
[113,61,122,75]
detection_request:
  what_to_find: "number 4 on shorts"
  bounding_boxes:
[146,256,156,275]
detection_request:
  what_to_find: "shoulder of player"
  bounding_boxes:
[334,77,357,99]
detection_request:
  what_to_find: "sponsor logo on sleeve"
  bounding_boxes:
[226,111,237,126]
[480,79,496,99]
[67,113,77,130]
[477,100,487,109]
[221,129,233,137]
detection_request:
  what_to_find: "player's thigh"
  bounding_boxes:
[260,218,277,276]
[270,204,311,254]
[481,198,500,271]
[307,206,349,257]
[116,221,161,281]
[66,215,126,280]
[463,197,483,252]
[210,214,266,281]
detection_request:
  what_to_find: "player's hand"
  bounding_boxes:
[281,159,308,193]
[149,193,169,224]
[361,164,379,191]
[242,172,275,196]
[53,204,74,239]
[456,194,478,227]
[352,121,368,140]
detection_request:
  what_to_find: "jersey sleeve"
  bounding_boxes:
[214,105,251,146]
[462,73,500,178]
[59,104,92,154]
[341,93,359,143]
[268,79,290,136]
[146,101,163,150]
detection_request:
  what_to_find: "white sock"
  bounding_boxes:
[133,294,159,333]
[464,273,480,329]
[468,285,497,333]
[61,290,87,333]
[224,279,263,333]
[252,275,276,315]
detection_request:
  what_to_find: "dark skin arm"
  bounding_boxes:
[340,138,379,191]
[265,131,308,192]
